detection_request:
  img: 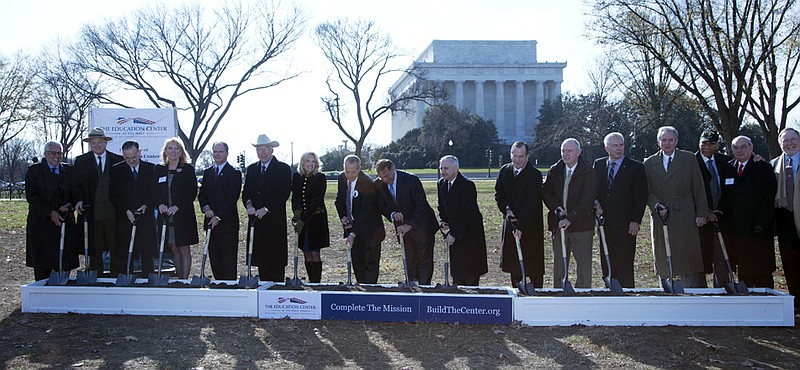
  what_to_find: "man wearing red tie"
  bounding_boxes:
[771,128,800,314]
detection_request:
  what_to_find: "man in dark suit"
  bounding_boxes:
[593,132,648,288]
[437,155,487,285]
[198,142,242,280]
[376,158,437,285]
[694,129,736,288]
[242,134,291,282]
[109,141,157,274]
[495,141,544,288]
[771,127,800,312]
[73,127,124,275]
[721,136,777,288]
[334,155,386,284]
[543,138,597,288]
[25,141,78,281]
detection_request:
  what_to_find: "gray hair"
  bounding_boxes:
[561,138,581,150]
[732,135,753,146]
[779,127,800,140]
[603,132,625,146]
[439,155,459,167]
[343,154,361,167]
[43,141,61,154]
[212,142,229,152]
[657,126,679,141]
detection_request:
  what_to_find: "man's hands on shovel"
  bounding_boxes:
[555,207,570,229]
[439,222,455,246]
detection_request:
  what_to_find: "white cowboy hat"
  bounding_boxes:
[82,127,113,142]
[252,134,279,147]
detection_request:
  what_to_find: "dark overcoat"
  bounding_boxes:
[334,171,386,244]
[291,172,330,249]
[72,150,123,255]
[241,159,291,267]
[152,163,199,246]
[543,158,597,232]
[437,172,488,280]
[696,151,736,272]
[198,162,242,233]
[494,162,544,277]
[109,160,157,263]
[25,162,79,271]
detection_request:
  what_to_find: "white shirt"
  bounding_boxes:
[662,152,675,172]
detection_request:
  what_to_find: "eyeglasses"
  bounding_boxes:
[45,151,63,155]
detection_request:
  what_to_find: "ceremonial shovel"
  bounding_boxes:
[147,216,170,286]
[115,211,142,286]
[343,229,353,286]
[509,217,535,296]
[711,221,748,295]
[557,213,576,294]
[395,224,414,289]
[48,213,71,286]
[657,208,684,294]
[76,205,97,285]
[595,215,624,294]
[238,216,259,289]
[190,228,213,287]
[434,227,454,289]
[286,227,303,287]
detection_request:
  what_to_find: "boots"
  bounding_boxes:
[305,261,323,283]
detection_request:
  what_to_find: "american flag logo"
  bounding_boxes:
[116,117,157,125]
[276,297,307,304]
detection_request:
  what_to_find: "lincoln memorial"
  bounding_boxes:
[389,40,566,144]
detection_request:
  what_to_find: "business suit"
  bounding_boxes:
[241,159,291,281]
[543,158,597,288]
[644,149,709,286]
[152,163,199,247]
[198,163,242,280]
[594,155,647,287]
[377,170,438,285]
[495,162,544,287]
[109,160,157,274]
[771,153,800,308]
[335,171,386,284]
[437,172,488,284]
[73,150,124,274]
[696,151,736,286]
[720,156,777,287]
[25,162,78,280]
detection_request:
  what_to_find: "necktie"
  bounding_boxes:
[260,165,266,176]
[737,163,744,177]
[787,157,794,212]
[346,180,353,219]
[666,156,672,172]
[514,168,520,177]
[50,166,57,174]
[214,166,219,179]
[562,168,573,209]
[707,160,720,208]
[132,168,138,181]
[389,183,396,202]
[607,161,616,189]
[97,155,103,174]
[448,181,452,192]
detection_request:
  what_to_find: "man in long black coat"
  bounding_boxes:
[25,141,78,281]
[495,141,544,288]
[335,155,386,284]
[594,133,648,288]
[242,134,291,282]
[437,155,487,286]
[722,136,777,288]
[376,159,438,285]
[695,129,736,287]
[109,141,157,274]
[198,142,242,280]
[772,128,800,313]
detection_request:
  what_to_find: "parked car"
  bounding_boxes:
[324,171,340,180]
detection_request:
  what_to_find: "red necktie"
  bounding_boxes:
[737,163,743,177]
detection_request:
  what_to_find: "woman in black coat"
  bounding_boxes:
[153,138,198,279]
[291,152,330,283]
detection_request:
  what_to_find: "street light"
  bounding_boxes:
[485,148,493,178]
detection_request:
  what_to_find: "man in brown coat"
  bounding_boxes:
[644,126,710,288]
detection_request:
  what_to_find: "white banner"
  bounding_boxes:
[88,108,177,163]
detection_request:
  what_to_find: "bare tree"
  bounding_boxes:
[0,137,35,185]
[314,18,444,157]
[592,0,800,157]
[0,52,36,149]
[71,0,305,163]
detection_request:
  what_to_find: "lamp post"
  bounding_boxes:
[485,148,493,178]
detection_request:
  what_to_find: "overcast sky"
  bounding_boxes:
[0,0,600,162]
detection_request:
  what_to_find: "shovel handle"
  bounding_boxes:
[247,225,255,254]
[128,225,137,253]
[662,225,672,257]
[202,228,212,255]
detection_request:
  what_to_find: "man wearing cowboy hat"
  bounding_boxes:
[242,134,291,282]
[73,127,124,276]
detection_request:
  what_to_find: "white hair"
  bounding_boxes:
[561,138,581,150]
[603,132,624,146]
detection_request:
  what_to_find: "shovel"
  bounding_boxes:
[115,212,141,286]
[508,217,535,295]
[395,224,414,289]
[596,215,624,294]
[148,216,170,286]
[711,221,748,294]
[238,216,259,289]
[76,205,97,285]
[434,228,455,289]
[557,213,576,294]
[657,208,684,294]
[48,214,70,286]
[286,226,303,287]
[190,228,213,287]
[344,230,353,286]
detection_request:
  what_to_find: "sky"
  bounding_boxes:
[0,0,600,163]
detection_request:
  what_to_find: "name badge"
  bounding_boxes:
[158,176,167,183]
[724,178,734,185]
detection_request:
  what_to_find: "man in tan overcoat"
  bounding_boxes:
[644,126,710,288]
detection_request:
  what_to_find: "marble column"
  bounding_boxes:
[515,80,525,136]
[495,80,505,134]
[553,80,562,100]
[475,80,485,116]
[534,80,544,116]
[455,80,464,110]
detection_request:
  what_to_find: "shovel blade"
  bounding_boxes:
[723,282,737,295]
[517,281,536,296]
[610,278,624,294]
[48,271,70,286]
[237,275,259,289]
[115,273,137,287]
[661,278,674,293]
[285,276,303,287]
[147,273,169,287]
[75,270,98,285]
[190,276,211,288]
[672,279,684,294]
[561,279,576,294]
[735,281,749,294]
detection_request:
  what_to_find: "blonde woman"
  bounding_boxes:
[291,152,330,282]
[153,138,198,279]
